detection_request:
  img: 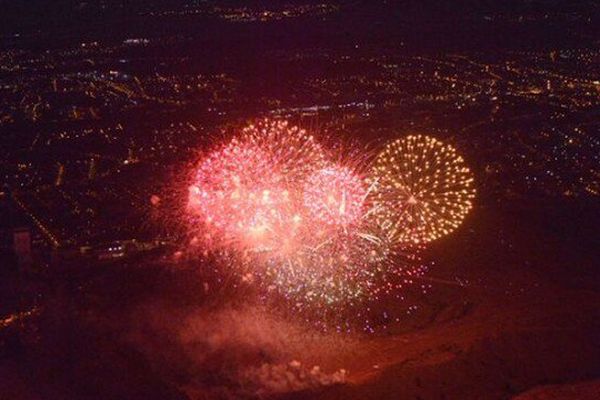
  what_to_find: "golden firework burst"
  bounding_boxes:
[368,134,476,244]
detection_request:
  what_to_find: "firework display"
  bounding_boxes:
[187,120,475,316]
[369,134,476,244]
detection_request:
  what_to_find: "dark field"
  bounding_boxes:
[2,201,599,399]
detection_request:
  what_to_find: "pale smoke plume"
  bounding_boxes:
[126,302,351,398]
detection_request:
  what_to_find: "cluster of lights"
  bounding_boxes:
[186,120,475,319]
[0,306,40,330]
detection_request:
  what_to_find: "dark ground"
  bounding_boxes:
[1,201,599,399]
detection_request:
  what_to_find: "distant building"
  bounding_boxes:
[0,190,25,270]
[13,227,32,268]
[88,157,97,180]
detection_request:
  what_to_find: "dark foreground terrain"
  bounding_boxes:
[1,202,599,400]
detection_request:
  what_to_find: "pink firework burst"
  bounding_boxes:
[188,140,297,253]
[303,165,367,229]
[187,119,327,257]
